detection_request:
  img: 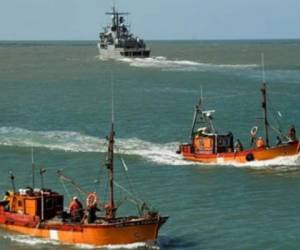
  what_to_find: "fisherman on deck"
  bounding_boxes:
[256,137,265,148]
[87,203,100,224]
[69,196,83,222]
[86,192,100,224]
[288,125,297,141]
[234,139,243,152]
[2,191,10,211]
[276,136,282,145]
[250,126,258,147]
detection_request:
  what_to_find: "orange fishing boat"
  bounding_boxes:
[177,83,300,164]
[0,121,168,246]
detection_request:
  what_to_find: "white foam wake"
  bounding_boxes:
[0,127,299,169]
[234,154,300,170]
[117,56,258,72]
[2,233,159,249]
[74,242,159,250]
[185,152,300,170]
[2,233,59,246]
[96,55,257,72]
[0,127,189,166]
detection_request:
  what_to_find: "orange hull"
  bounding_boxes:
[0,209,167,246]
[181,141,300,164]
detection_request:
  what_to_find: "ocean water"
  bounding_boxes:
[0,40,300,249]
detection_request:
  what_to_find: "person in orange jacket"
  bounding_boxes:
[69,196,83,222]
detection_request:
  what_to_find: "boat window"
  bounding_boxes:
[56,196,63,210]
[45,199,53,210]
[17,200,23,207]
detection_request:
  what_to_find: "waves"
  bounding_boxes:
[0,127,299,169]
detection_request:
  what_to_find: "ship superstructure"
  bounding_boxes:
[97,6,150,58]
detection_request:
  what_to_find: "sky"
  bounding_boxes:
[1,0,300,40]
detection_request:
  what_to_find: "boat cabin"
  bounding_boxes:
[193,128,234,154]
[1,188,63,220]
[180,127,234,155]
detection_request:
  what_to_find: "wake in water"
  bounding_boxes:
[2,233,159,249]
[234,154,300,170]
[97,55,258,72]
[2,233,59,246]
[204,154,300,170]
[0,127,188,166]
[0,127,299,169]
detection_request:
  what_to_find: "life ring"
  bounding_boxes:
[246,153,255,162]
[250,126,258,137]
[86,192,98,207]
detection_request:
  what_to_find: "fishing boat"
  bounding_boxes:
[177,83,300,164]
[0,122,167,245]
[97,5,151,58]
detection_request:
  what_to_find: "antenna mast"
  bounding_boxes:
[261,53,270,147]
[261,53,266,83]
[31,148,35,189]
[9,172,16,193]
[40,168,46,189]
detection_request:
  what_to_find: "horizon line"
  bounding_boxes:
[0,38,300,42]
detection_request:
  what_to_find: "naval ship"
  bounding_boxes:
[97,6,151,58]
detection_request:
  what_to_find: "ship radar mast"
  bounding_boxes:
[106,6,129,40]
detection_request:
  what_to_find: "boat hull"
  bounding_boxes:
[0,209,167,245]
[180,141,300,164]
[97,43,150,58]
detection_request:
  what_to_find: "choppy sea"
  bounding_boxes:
[1,40,300,249]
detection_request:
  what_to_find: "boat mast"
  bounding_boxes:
[191,96,202,138]
[106,122,116,219]
[261,54,270,147]
[191,89,216,137]
[105,83,116,219]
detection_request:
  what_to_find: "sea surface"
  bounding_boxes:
[0,40,300,250]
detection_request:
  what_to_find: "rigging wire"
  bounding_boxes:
[59,178,72,202]
[113,180,144,205]
[103,136,147,213]
[120,157,137,197]
[113,140,144,203]
[268,97,283,133]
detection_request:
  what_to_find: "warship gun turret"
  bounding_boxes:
[97,6,151,58]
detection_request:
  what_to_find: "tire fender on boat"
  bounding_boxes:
[246,153,255,162]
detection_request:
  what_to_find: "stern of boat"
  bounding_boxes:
[176,143,193,155]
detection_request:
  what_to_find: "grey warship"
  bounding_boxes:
[97,6,151,58]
